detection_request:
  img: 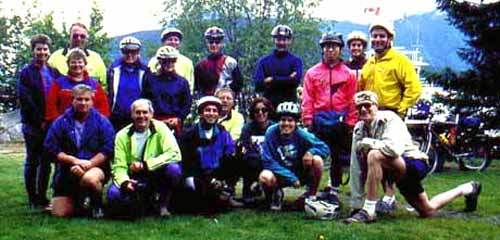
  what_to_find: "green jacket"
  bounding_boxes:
[111,119,181,186]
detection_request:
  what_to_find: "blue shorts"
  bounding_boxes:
[396,157,428,200]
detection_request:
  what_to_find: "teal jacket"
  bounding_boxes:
[112,119,181,186]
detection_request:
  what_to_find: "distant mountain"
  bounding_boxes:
[111,11,469,71]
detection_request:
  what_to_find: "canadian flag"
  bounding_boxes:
[364,6,381,16]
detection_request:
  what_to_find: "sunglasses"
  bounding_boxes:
[122,49,140,55]
[208,39,222,44]
[159,59,177,63]
[255,108,269,114]
[72,34,87,39]
[356,103,372,110]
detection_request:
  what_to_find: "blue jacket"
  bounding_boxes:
[107,58,149,123]
[262,124,329,185]
[44,107,115,183]
[17,62,61,127]
[181,123,235,177]
[142,72,192,120]
[253,50,303,106]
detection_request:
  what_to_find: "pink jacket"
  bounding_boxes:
[301,61,357,126]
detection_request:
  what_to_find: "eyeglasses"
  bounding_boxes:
[159,59,177,64]
[356,103,372,111]
[72,34,87,39]
[255,108,268,114]
[208,39,222,44]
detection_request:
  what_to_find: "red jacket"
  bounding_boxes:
[301,61,357,126]
[45,73,109,121]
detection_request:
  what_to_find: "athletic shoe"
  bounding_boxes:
[270,188,284,211]
[343,209,376,224]
[91,207,104,219]
[375,200,397,216]
[159,205,171,218]
[464,181,481,212]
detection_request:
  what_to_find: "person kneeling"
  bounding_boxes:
[107,99,182,218]
[344,91,481,224]
[44,84,115,219]
[259,102,330,211]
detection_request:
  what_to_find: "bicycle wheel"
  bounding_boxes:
[456,141,491,171]
[426,146,439,175]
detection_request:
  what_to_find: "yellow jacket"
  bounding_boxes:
[219,109,245,141]
[359,48,422,115]
[148,53,194,92]
[48,48,107,90]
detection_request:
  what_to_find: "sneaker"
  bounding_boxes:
[343,209,376,224]
[375,200,397,216]
[295,192,314,210]
[91,207,104,219]
[464,181,481,212]
[159,205,171,218]
[270,188,284,211]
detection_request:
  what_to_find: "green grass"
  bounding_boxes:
[1,153,499,240]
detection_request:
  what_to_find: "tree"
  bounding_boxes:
[159,0,322,91]
[433,0,500,127]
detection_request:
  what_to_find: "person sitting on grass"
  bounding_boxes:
[259,102,329,211]
[107,98,182,218]
[344,91,482,224]
[44,84,115,219]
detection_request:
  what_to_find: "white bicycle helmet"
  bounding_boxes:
[347,31,368,48]
[271,24,293,38]
[156,45,179,60]
[276,101,300,118]
[204,26,225,40]
[304,197,340,220]
[161,27,183,41]
[197,96,222,113]
[369,20,396,38]
[119,36,141,50]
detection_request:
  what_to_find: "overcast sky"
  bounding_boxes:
[0,0,443,36]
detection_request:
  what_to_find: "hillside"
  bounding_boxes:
[110,11,468,71]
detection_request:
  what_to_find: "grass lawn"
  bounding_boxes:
[0,152,499,240]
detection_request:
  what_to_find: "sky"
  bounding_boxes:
[0,0,443,37]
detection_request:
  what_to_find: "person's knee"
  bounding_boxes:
[367,150,384,166]
[80,172,104,191]
[259,170,275,186]
[312,157,324,169]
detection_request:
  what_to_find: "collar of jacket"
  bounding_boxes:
[62,47,90,56]
[321,59,344,69]
[197,122,220,140]
[127,120,158,136]
[273,49,289,58]
[208,52,223,60]
[373,47,396,62]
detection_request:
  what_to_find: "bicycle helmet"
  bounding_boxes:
[161,27,183,42]
[276,101,300,119]
[271,24,293,38]
[197,96,222,113]
[346,31,368,48]
[369,20,395,38]
[156,45,179,60]
[304,197,340,220]
[204,26,225,40]
[119,36,141,50]
[319,32,344,48]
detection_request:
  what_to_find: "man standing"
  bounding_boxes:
[344,91,481,224]
[44,84,115,218]
[253,24,303,108]
[107,36,149,131]
[259,102,329,211]
[18,34,61,209]
[358,20,422,117]
[194,26,243,97]
[107,99,183,218]
[301,32,357,205]
[147,27,194,92]
[48,22,107,89]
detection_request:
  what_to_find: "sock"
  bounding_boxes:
[362,200,377,216]
[382,195,396,205]
[460,182,474,195]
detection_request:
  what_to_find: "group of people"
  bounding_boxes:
[17,19,481,223]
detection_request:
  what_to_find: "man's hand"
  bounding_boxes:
[358,138,377,151]
[264,76,273,84]
[129,162,144,173]
[292,180,301,188]
[70,165,85,177]
[77,160,93,171]
[125,179,138,192]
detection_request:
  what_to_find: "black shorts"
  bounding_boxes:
[275,166,311,188]
[53,174,81,198]
[396,157,428,200]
